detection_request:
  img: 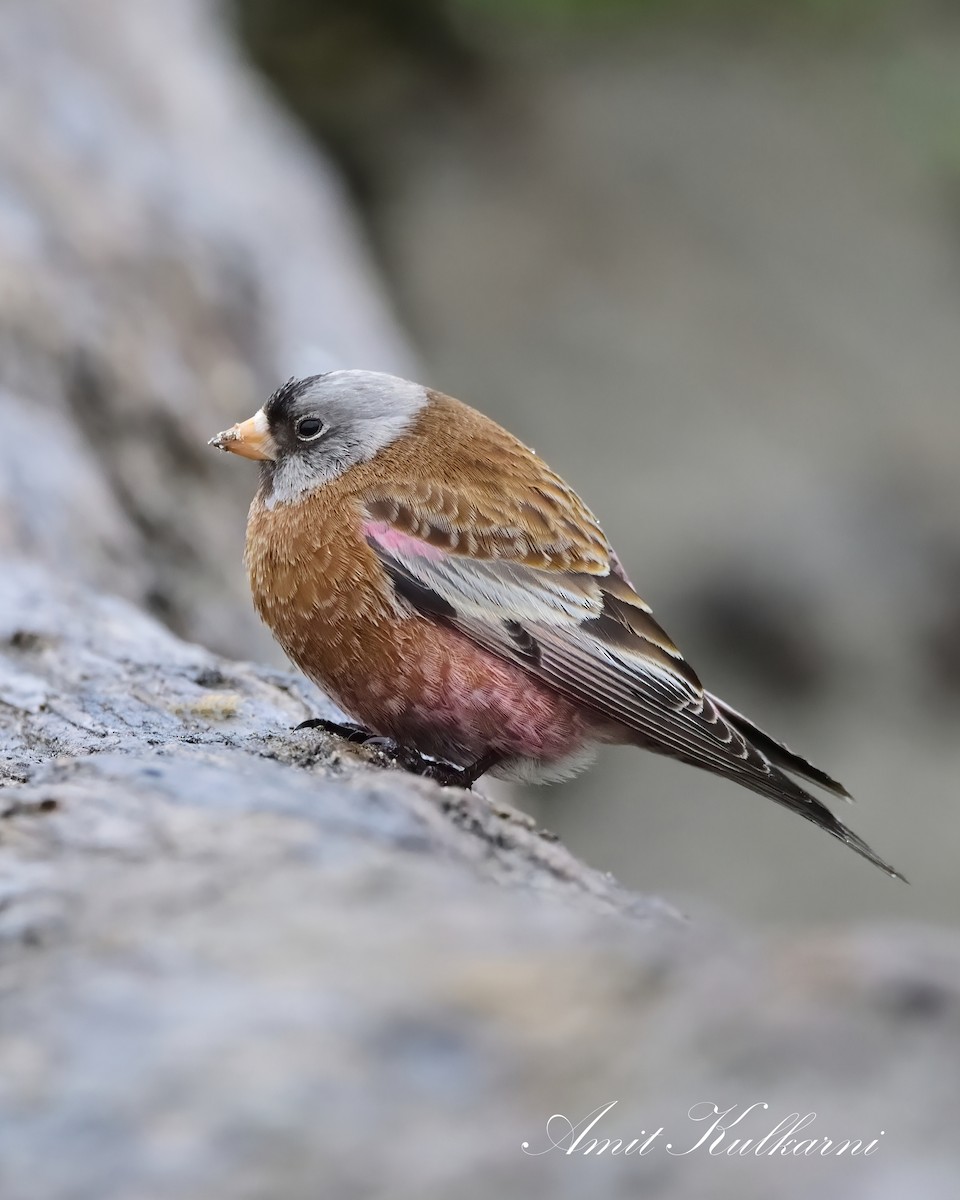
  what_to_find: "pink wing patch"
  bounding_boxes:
[364,520,445,562]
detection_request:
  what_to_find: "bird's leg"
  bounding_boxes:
[413,751,503,789]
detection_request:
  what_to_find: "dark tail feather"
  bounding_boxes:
[673,694,904,879]
[735,756,907,882]
[711,694,853,801]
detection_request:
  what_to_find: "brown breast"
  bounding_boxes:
[245,467,398,710]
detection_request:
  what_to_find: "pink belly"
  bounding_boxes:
[326,620,599,769]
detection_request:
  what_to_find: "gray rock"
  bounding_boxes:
[1,562,959,1199]
[0,0,414,662]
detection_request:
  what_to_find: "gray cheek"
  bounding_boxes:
[264,456,322,509]
[263,441,350,508]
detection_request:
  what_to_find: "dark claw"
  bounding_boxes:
[297,719,406,757]
[296,718,373,743]
[295,718,500,789]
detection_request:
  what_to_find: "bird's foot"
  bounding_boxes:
[299,717,416,762]
[411,751,503,789]
[297,718,429,773]
[296,718,499,789]
[295,717,375,743]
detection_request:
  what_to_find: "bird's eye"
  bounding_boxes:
[295,416,325,442]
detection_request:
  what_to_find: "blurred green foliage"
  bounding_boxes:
[888,45,960,179]
[233,0,947,205]
[451,0,898,28]
[235,0,481,199]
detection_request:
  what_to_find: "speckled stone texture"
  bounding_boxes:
[2,563,960,1200]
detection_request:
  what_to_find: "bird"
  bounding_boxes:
[210,369,903,880]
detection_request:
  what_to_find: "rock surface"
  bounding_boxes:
[0,2,958,1197]
[0,0,413,662]
[2,562,960,1199]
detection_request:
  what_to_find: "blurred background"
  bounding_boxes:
[4,0,960,926]
[232,0,960,925]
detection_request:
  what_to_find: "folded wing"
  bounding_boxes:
[359,461,902,879]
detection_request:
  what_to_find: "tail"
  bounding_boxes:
[712,695,852,801]
[705,693,906,882]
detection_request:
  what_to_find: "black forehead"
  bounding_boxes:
[264,375,328,425]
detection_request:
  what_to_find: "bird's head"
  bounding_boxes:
[210,370,428,504]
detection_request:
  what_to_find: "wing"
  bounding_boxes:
[358,424,902,879]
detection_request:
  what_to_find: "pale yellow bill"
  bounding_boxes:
[209,409,276,462]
